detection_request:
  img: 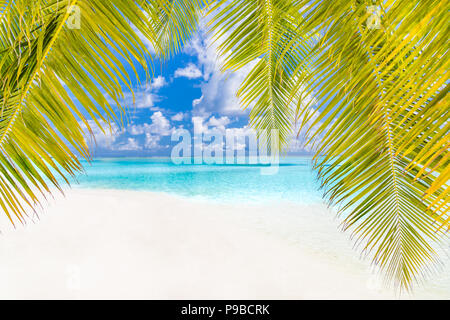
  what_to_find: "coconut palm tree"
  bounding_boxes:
[1,0,448,291]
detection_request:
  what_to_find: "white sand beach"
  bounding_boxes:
[0,188,446,300]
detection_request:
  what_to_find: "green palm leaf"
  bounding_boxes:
[208,0,313,150]
[150,0,207,58]
[290,0,449,290]
[0,0,159,224]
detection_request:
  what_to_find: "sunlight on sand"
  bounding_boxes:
[0,189,445,299]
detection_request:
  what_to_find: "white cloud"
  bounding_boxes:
[174,63,203,79]
[114,138,142,151]
[224,126,256,152]
[131,76,167,108]
[192,115,233,136]
[184,27,258,117]
[79,110,179,152]
[137,92,158,109]
[128,123,147,135]
[151,76,167,90]
[192,116,208,134]
[80,120,122,149]
[128,111,173,136]
[192,95,204,107]
[110,75,167,110]
[191,116,256,154]
[189,110,322,155]
[144,133,162,149]
[125,111,175,150]
[110,90,157,110]
[181,20,321,154]
[171,112,185,121]
[207,116,231,131]
[148,111,172,135]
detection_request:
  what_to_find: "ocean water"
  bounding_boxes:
[71,157,324,204]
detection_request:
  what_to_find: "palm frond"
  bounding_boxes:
[0,0,158,225]
[150,0,207,58]
[208,0,312,150]
[291,0,449,290]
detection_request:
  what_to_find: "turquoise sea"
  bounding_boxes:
[71,157,324,204]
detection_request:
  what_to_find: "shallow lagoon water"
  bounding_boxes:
[71,157,323,204]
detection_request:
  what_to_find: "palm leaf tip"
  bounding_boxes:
[0,0,160,224]
[292,0,449,291]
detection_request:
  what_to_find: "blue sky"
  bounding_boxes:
[84,28,317,157]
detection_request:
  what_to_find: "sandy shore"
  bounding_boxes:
[0,188,442,299]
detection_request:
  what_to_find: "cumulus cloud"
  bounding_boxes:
[125,111,175,150]
[128,124,146,136]
[190,115,258,154]
[193,115,239,138]
[78,109,179,153]
[129,112,173,136]
[189,111,322,155]
[148,111,172,135]
[181,20,322,154]
[174,63,203,79]
[80,120,144,152]
[151,76,168,90]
